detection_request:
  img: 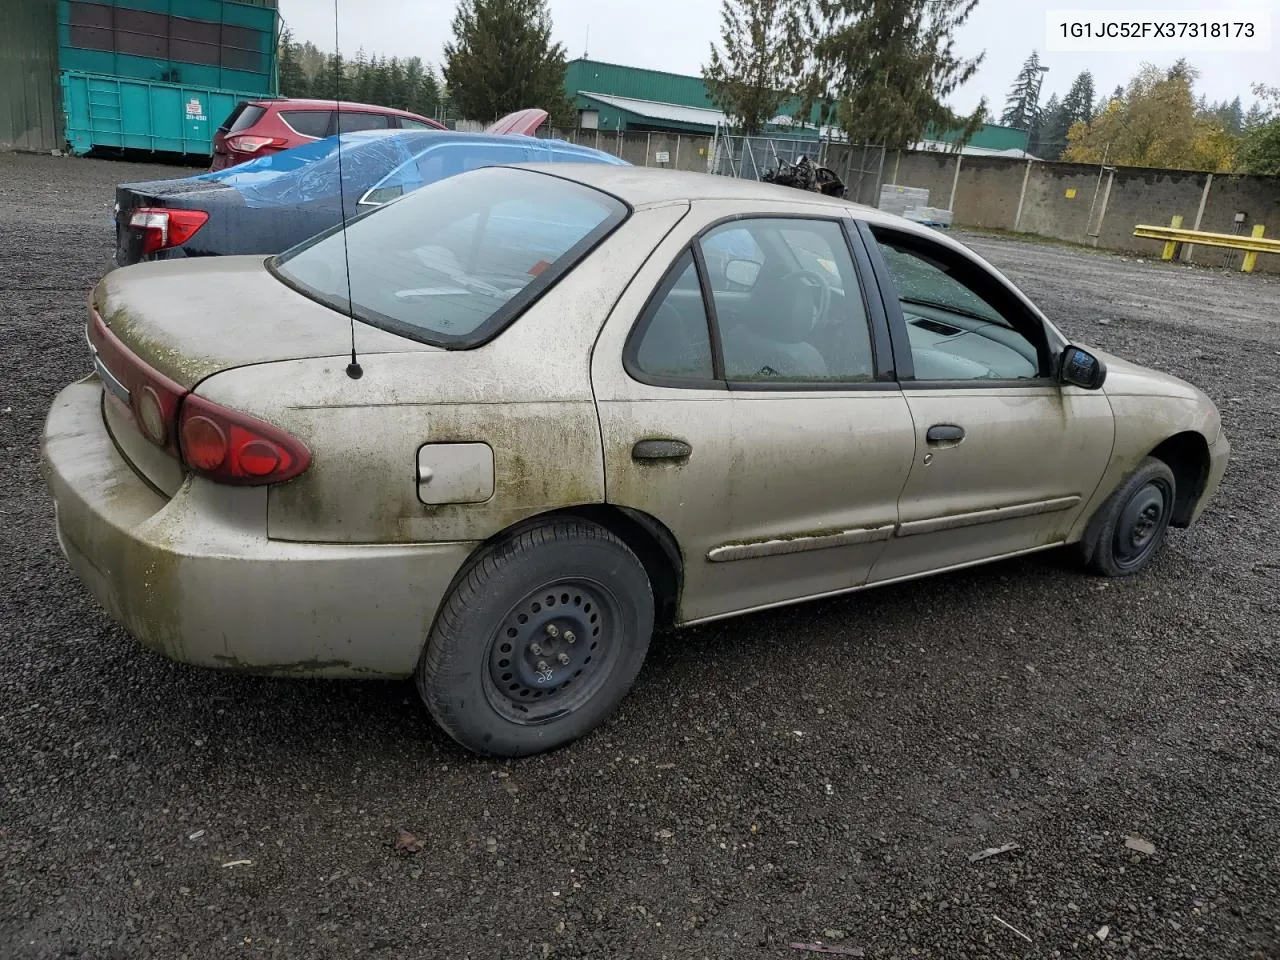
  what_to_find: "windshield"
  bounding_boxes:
[272,166,628,347]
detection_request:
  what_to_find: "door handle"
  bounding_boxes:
[926,424,965,444]
[632,439,692,462]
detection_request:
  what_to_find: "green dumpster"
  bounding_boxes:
[56,0,279,157]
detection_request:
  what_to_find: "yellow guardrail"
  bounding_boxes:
[1134,215,1279,273]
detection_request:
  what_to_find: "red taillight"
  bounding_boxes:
[88,306,310,486]
[88,308,184,454]
[179,394,310,486]
[129,207,209,256]
[225,135,287,154]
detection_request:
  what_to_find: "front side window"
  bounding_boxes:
[871,229,1043,381]
[273,166,628,347]
[628,251,714,382]
[701,218,875,383]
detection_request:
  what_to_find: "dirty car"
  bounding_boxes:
[113,130,627,266]
[43,164,1229,757]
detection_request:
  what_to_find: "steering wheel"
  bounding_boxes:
[778,268,832,329]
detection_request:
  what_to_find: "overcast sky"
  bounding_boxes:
[280,0,1278,115]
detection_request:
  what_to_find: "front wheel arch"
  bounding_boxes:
[1148,431,1211,528]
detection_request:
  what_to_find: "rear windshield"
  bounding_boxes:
[223,103,266,134]
[272,166,628,348]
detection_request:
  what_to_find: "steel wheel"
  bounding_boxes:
[1112,478,1172,570]
[1077,456,1177,578]
[416,519,654,757]
[483,579,619,725]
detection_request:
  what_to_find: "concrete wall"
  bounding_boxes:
[882,150,1280,273]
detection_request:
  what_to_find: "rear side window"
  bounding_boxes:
[359,142,533,206]
[628,251,714,382]
[222,103,265,134]
[280,110,333,138]
[273,166,628,347]
[336,111,390,133]
[399,117,436,129]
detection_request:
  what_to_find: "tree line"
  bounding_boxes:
[1000,51,1277,175]
[276,27,448,119]
[277,0,1280,177]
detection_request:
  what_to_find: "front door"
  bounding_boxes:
[592,204,916,623]
[859,223,1115,583]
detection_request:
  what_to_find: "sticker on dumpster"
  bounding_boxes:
[1065,187,1077,199]
[654,151,670,164]
[185,98,206,122]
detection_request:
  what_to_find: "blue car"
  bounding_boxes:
[113,130,628,266]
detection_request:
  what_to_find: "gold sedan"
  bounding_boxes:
[41,164,1229,756]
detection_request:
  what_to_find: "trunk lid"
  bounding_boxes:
[114,178,235,266]
[90,257,438,496]
[94,256,438,390]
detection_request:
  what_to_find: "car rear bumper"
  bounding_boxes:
[41,378,477,679]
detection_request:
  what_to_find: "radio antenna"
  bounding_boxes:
[333,0,362,379]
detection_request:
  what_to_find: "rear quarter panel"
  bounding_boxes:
[192,203,691,545]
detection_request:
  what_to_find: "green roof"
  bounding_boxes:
[564,57,1029,151]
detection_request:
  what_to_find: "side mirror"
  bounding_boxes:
[1059,345,1106,390]
[723,258,762,288]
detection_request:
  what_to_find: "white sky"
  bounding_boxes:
[279,0,1279,116]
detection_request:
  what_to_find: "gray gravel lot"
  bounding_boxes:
[2,152,1278,959]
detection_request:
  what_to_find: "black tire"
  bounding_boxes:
[1076,456,1176,577]
[417,519,654,757]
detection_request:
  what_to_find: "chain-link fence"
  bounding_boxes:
[526,126,889,206]
[710,130,888,207]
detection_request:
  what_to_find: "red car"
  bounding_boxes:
[211,98,447,170]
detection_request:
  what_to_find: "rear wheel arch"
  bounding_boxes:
[433,505,683,638]
[1148,431,1211,528]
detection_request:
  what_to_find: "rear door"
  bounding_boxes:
[859,222,1115,583]
[592,201,915,623]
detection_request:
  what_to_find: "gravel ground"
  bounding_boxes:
[2,152,1278,960]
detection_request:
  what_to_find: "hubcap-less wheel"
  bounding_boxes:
[1112,479,1171,570]
[484,580,618,724]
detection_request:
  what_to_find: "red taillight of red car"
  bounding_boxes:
[88,308,185,453]
[179,394,311,486]
[224,134,288,155]
[129,207,209,256]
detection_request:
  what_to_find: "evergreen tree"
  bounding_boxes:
[1037,93,1068,159]
[443,0,573,124]
[277,27,309,98]
[702,0,799,134]
[1239,83,1280,175]
[1001,50,1047,130]
[1060,70,1094,127]
[794,0,987,150]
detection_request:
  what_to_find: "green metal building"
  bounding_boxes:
[564,57,1031,154]
[1,0,279,157]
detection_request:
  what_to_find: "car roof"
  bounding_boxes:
[510,162,885,213]
[253,98,425,117]
[338,129,623,158]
